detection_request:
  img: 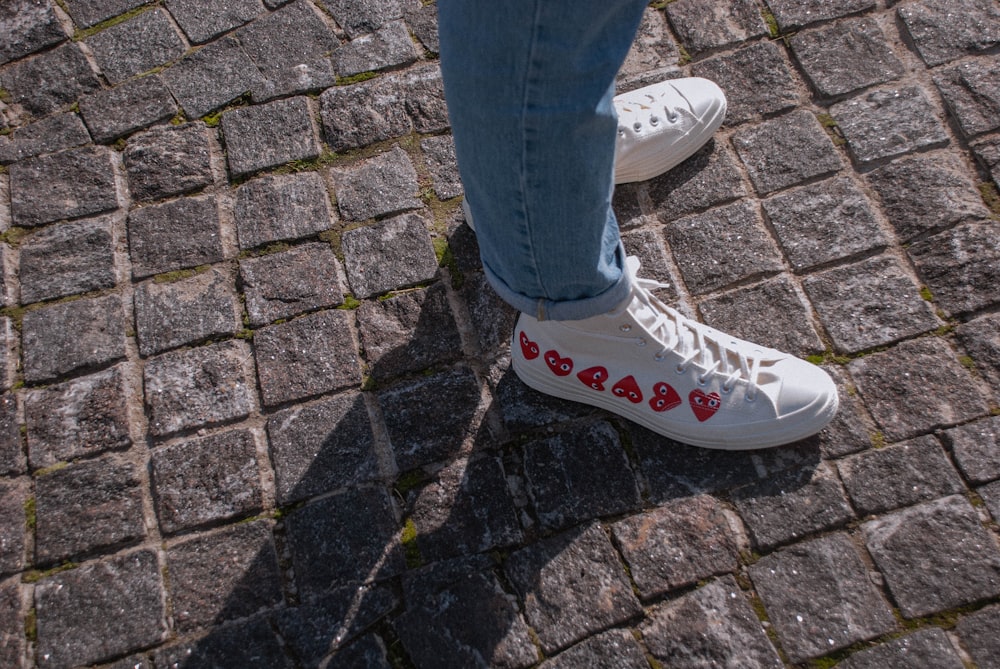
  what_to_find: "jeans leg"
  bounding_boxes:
[438,0,648,321]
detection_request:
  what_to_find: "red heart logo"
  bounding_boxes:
[577,366,608,391]
[612,375,643,403]
[689,389,721,422]
[519,331,540,360]
[544,350,573,376]
[649,382,681,412]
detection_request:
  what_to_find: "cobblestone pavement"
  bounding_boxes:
[2,0,1000,667]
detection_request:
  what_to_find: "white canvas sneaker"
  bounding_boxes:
[612,77,727,184]
[462,77,727,231]
[511,258,839,450]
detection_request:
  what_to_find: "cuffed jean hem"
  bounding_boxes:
[483,241,632,322]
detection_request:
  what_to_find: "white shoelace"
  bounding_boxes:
[610,274,763,401]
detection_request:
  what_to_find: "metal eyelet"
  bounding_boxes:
[649,115,660,126]
[636,338,647,347]
[653,352,665,362]
[675,364,686,375]
[696,376,708,386]
[721,385,733,395]
[633,121,643,132]
[745,393,757,403]
[619,324,631,332]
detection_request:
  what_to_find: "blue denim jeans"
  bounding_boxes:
[438,0,648,320]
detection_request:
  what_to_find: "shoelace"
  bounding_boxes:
[612,274,763,401]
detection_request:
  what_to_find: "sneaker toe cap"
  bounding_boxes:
[774,359,839,418]
[668,77,727,121]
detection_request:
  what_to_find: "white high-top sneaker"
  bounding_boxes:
[511,258,839,450]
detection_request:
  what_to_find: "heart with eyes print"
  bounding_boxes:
[649,382,681,412]
[689,389,721,422]
[612,375,643,403]
[545,350,574,376]
[577,366,609,391]
[519,332,540,360]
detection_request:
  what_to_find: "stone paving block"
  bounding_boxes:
[629,419,821,501]
[0,394,22,476]
[277,585,396,665]
[0,42,101,117]
[838,435,966,516]
[935,56,1000,139]
[161,36,264,118]
[420,135,462,200]
[332,18,418,77]
[85,9,186,84]
[790,17,904,99]
[34,549,166,669]
[25,365,131,469]
[151,428,262,533]
[379,366,484,471]
[405,0,439,54]
[0,0,67,65]
[640,575,783,668]
[407,456,522,562]
[0,576,24,669]
[664,0,767,56]
[909,221,1000,317]
[153,616,291,669]
[816,366,877,460]
[505,523,642,655]
[285,487,405,595]
[941,416,1000,485]
[398,64,450,134]
[78,74,176,144]
[522,421,640,532]
[127,194,224,279]
[332,146,422,222]
[34,454,145,564]
[762,176,885,272]
[493,362,597,434]
[237,0,338,100]
[133,267,240,356]
[341,213,438,298]
[166,520,282,632]
[321,0,403,38]
[690,41,800,126]
[327,635,390,669]
[836,627,965,669]
[21,294,125,383]
[610,494,738,599]
[62,0,146,28]
[698,276,824,356]
[266,391,377,505]
[897,0,1000,67]
[849,337,989,441]
[620,227,679,303]
[320,75,414,152]
[831,85,949,166]
[665,200,784,295]
[731,462,854,551]
[766,0,876,30]
[254,309,361,406]
[462,272,519,357]
[540,629,649,669]
[240,242,343,327]
[955,313,1000,400]
[955,604,1000,669]
[9,145,118,227]
[732,109,842,195]
[0,113,90,165]
[18,216,116,304]
[802,256,939,354]
[234,172,334,249]
[144,340,255,437]
[866,151,991,242]
[618,8,681,90]
[356,282,462,381]
[123,122,213,202]
[862,494,1000,618]
[612,182,645,230]
[974,135,1000,189]
[222,96,320,178]
[396,557,537,669]
[750,533,897,663]
[0,317,10,392]
[649,140,747,220]
[166,0,262,44]
[0,479,27,575]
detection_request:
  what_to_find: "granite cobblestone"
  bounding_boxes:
[2,1,999,666]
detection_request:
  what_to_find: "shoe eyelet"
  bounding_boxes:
[696,376,708,386]
[653,352,665,362]
[649,115,659,126]
[633,121,642,132]
[619,324,632,333]
[745,393,757,403]
[636,338,647,347]
[721,385,733,395]
[675,364,686,375]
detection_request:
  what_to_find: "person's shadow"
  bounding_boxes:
[150,185,827,668]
